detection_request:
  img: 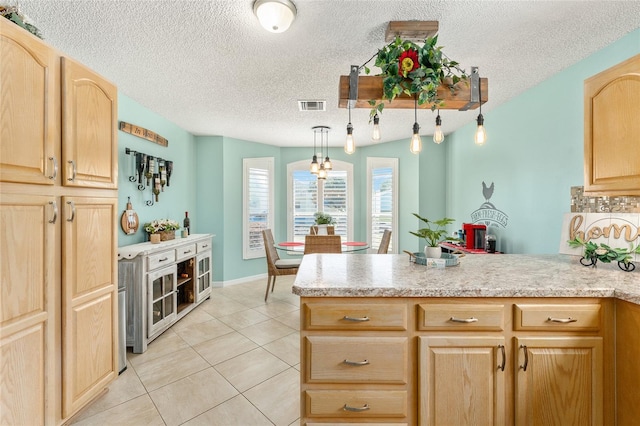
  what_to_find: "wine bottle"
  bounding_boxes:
[184,212,190,236]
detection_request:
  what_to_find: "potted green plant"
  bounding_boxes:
[409,213,456,258]
[313,212,336,235]
[143,218,181,243]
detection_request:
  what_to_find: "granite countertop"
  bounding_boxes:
[292,253,640,305]
[117,233,214,260]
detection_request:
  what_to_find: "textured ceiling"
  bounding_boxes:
[14,0,640,148]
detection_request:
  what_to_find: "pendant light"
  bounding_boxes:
[345,105,356,154]
[409,96,422,154]
[309,128,319,174]
[433,110,444,144]
[313,126,332,172]
[322,126,332,170]
[371,113,381,141]
[474,75,487,146]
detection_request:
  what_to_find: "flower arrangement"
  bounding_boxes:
[1,5,42,39]
[365,35,467,119]
[143,219,180,234]
[314,212,336,225]
[567,237,640,268]
[410,213,456,247]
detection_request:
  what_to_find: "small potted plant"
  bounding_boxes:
[410,213,456,258]
[313,212,336,235]
[143,219,181,243]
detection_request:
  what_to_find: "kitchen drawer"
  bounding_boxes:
[147,250,175,271]
[303,303,407,330]
[175,243,196,261]
[306,336,407,384]
[305,390,407,418]
[513,303,601,331]
[417,303,504,331]
[196,239,211,253]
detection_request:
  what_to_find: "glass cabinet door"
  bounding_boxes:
[195,252,212,302]
[147,265,177,336]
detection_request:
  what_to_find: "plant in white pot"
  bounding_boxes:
[313,212,336,235]
[410,213,456,258]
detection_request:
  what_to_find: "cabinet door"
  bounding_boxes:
[418,336,506,426]
[147,265,177,337]
[61,57,117,189]
[584,54,640,196]
[0,194,56,425]
[515,336,603,426]
[195,251,212,302]
[61,196,117,418]
[0,18,58,185]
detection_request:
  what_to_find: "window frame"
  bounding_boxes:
[287,159,354,242]
[366,157,398,253]
[242,157,275,260]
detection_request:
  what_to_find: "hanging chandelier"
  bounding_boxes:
[338,21,488,150]
[309,126,331,179]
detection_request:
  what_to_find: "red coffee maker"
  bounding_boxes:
[463,223,487,250]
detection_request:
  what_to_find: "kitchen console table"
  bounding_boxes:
[293,253,640,425]
[118,234,214,353]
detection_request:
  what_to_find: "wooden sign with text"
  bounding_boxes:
[119,121,168,147]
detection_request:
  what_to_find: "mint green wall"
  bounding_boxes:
[445,29,639,254]
[117,94,197,247]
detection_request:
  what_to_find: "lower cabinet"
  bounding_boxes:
[300,297,612,425]
[118,234,213,353]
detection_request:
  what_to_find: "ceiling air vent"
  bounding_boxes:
[298,100,326,111]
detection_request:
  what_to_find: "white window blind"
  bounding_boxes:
[288,160,353,242]
[367,158,398,253]
[243,157,274,259]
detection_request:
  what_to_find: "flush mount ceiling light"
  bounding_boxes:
[253,0,297,33]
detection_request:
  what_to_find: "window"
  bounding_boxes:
[367,157,398,253]
[243,157,274,259]
[287,160,353,242]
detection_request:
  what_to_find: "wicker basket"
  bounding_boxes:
[158,230,175,241]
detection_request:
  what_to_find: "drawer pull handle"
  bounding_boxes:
[343,315,370,322]
[202,244,208,248]
[498,345,505,371]
[66,201,75,222]
[519,345,528,371]
[449,316,478,323]
[67,160,76,181]
[547,317,577,323]
[158,257,169,262]
[183,250,192,254]
[343,359,369,366]
[48,157,58,180]
[343,403,370,412]
[49,201,58,224]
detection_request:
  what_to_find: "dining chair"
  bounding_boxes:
[309,225,335,235]
[262,229,301,302]
[377,229,392,254]
[304,235,342,254]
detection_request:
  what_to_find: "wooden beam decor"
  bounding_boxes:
[338,75,488,110]
[119,121,168,147]
[385,21,439,42]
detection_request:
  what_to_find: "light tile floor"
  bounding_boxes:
[69,276,300,426]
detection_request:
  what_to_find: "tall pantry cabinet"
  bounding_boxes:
[0,18,118,425]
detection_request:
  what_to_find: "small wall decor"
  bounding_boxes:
[119,121,168,147]
[120,197,140,235]
[125,148,174,205]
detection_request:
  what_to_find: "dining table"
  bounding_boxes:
[276,241,369,254]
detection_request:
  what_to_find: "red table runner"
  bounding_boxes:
[343,242,367,246]
[278,242,304,247]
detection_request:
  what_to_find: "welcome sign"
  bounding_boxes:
[559,213,640,262]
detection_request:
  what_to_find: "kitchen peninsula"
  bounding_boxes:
[293,253,640,425]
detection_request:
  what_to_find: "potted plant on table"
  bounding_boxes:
[143,219,180,243]
[410,213,456,258]
[313,212,336,235]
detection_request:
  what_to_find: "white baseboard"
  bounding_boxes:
[213,273,267,288]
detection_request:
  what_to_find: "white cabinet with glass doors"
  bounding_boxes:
[147,265,177,338]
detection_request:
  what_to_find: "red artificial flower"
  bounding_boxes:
[398,49,419,77]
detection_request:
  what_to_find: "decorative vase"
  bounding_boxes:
[149,233,161,244]
[316,224,328,235]
[425,246,442,259]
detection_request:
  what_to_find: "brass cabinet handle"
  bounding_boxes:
[49,201,58,224]
[519,345,528,371]
[449,316,478,323]
[67,160,77,181]
[547,317,577,323]
[343,315,370,322]
[498,345,505,371]
[343,359,369,366]
[343,404,370,412]
[48,157,58,180]
[66,201,75,222]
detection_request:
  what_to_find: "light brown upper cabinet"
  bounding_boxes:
[584,54,640,196]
